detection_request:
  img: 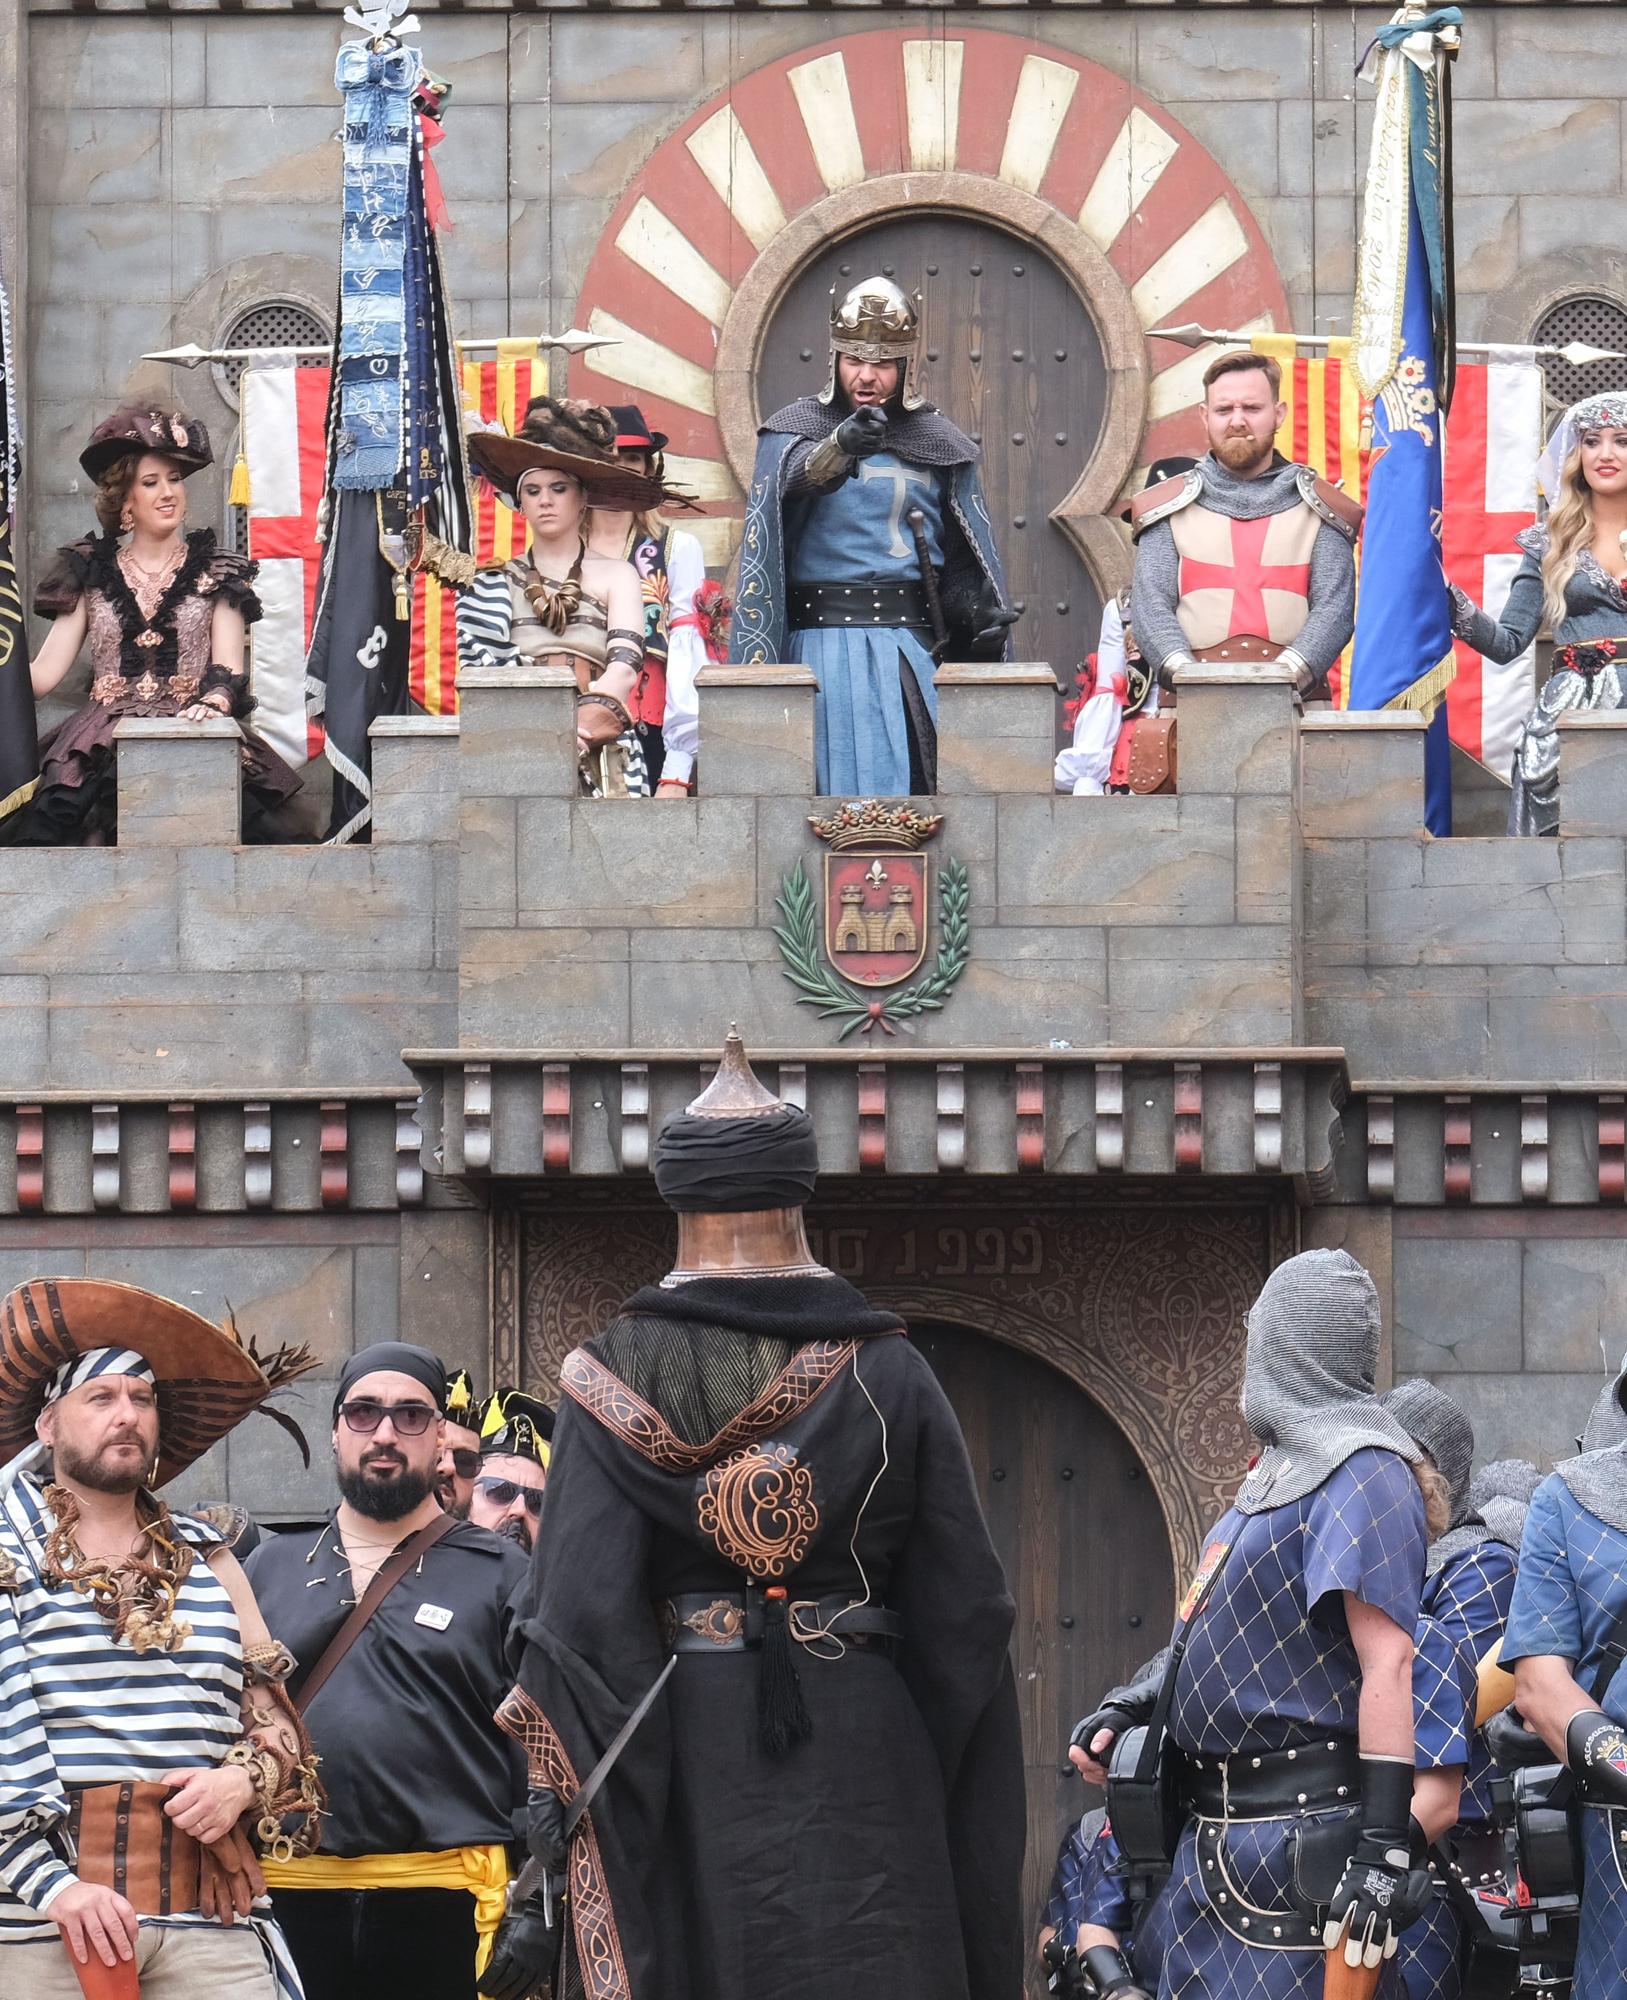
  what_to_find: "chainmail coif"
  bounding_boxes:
[1383,1377,1475,1522]
[1236,1249,1420,1514]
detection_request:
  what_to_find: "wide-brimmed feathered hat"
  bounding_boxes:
[467,397,666,513]
[0,1277,316,1486]
[81,407,213,484]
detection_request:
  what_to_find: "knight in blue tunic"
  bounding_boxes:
[1040,1808,1167,1997]
[1380,1383,1526,2000]
[730,277,1014,796]
[1076,1250,1434,2000]
[1503,1357,1627,1999]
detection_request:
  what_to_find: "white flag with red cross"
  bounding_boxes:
[241,363,332,768]
[1441,361,1544,779]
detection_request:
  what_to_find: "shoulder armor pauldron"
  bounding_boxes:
[1130,469,1204,540]
[1295,465,1364,542]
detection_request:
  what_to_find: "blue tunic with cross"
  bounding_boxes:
[1502,1471,1627,2000]
[1155,1447,1427,2000]
[1396,1538,1518,2000]
[785,454,946,797]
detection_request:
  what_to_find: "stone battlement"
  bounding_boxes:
[0,663,1621,1115]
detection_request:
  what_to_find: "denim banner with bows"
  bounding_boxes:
[332,39,418,491]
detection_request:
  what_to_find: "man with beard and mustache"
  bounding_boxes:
[0,1278,321,2000]
[466,1391,551,1557]
[436,1367,482,1518]
[243,1342,536,2000]
[731,276,1013,795]
[1129,350,1362,697]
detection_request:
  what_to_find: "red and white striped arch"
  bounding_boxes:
[570,27,1290,567]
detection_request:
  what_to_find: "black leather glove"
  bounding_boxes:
[1567,1709,1627,1805]
[1070,1702,1139,1765]
[833,407,889,457]
[1322,1756,1433,1969]
[526,1786,566,1872]
[1080,1943,1153,1999]
[1486,1704,1552,1773]
[478,1889,558,2000]
[967,581,1019,660]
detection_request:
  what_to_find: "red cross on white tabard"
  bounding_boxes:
[1178,515,1313,638]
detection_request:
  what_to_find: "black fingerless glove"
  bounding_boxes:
[478,1889,558,2000]
[1322,1755,1433,1969]
[1567,1709,1627,1806]
[1070,1703,1138,1762]
[1080,1943,1153,1999]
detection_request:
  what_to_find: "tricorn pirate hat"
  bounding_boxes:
[80,407,213,484]
[477,1386,555,1469]
[0,1277,316,1486]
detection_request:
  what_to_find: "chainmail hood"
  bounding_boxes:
[1193,452,1309,522]
[1469,1457,1541,1553]
[1580,1360,1627,1454]
[761,396,980,469]
[1383,1377,1475,1522]
[1236,1249,1420,1514]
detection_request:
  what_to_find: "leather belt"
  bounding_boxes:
[662,1590,903,1654]
[788,579,933,631]
[66,1782,201,1916]
[1175,1737,1361,1818]
[1193,634,1280,667]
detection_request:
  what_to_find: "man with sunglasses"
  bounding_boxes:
[436,1368,483,1519]
[243,1342,540,2000]
[467,1391,552,1557]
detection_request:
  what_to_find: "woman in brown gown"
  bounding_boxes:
[15,406,301,844]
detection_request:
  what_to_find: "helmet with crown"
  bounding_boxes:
[818,276,926,412]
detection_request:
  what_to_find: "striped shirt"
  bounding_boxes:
[0,1474,242,1940]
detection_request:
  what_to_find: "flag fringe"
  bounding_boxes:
[0,775,38,823]
[1380,647,1458,721]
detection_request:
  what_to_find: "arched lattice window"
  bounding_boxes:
[214,299,330,410]
[1532,293,1627,423]
[216,301,329,551]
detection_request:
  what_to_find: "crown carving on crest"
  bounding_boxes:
[807,800,944,851]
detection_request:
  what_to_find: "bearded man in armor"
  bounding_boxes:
[731,277,1015,796]
[1129,350,1363,694]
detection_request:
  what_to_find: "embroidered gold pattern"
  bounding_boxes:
[560,1341,857,1474]
[494,1686,631,2000]
[697,1442,819,1581]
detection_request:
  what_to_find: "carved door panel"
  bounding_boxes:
[911,1317,1173,1985]
[755,214,1108,686]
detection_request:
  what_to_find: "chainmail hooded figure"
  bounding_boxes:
[1556,1354,1627,1533]
[1467,1457,1541,1552]
[1236,1249,1420,1514]
[1382,1377,1481,1573]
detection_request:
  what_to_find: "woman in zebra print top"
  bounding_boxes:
[462,399,666,799]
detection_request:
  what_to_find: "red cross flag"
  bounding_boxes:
[241,363,332,767]
[1441,361,1544,777]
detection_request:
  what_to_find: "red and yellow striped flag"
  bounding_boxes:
[1252,334,1371,706]
[410,339,540,716]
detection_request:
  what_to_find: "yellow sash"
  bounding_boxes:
[262,1844,512,1973]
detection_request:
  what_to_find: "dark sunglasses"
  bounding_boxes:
[446,1447,481,1480]
[475,1475,545,1517]
[339,1398,438,1438]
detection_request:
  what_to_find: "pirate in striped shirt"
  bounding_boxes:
[0,1278,322,2000]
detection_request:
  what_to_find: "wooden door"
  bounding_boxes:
[911,1318,1175,1986]
[755,213,1109,685]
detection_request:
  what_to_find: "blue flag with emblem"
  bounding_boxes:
[1349,5,1462,836]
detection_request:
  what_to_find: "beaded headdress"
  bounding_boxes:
[1537,391,1627,502]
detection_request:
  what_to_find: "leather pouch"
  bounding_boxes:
[1285,1813,1359,1918]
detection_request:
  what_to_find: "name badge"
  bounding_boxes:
[415,1603,453,1631]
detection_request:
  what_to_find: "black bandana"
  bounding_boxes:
[334,1341,448,1417]
[652,1106,820,1214]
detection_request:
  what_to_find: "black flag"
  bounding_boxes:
[0,262,39,821]
[303,487,410,843]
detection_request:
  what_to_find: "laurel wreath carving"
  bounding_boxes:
[772,857,970,1038]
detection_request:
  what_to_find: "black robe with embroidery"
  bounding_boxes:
[498,1275,1025,2000]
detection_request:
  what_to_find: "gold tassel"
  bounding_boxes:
[1380,647,1458,723]
[229,454,251,508]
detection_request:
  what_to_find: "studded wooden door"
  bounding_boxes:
[755,214,1109,684]
[910,1317,1174,1986]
